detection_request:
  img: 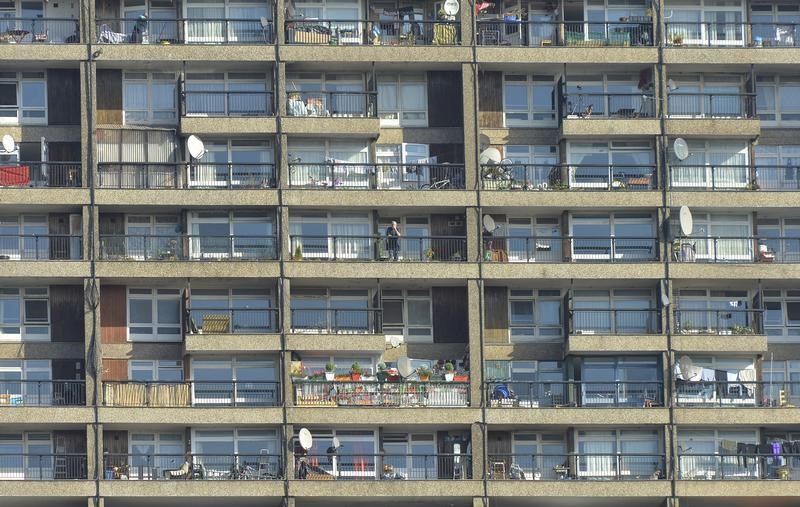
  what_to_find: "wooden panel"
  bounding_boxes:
[47,69,80,126]
[484,286,508,344]
[478,71,503,128]
[430,143,464,164]
[102,358,127,381]
[54,430,86,453]
[103,430,128,467]
[48,213,71,260]
[96,70,123,125]
[95,0,120,20]
[427,71,463,128]
[101,285,126,344]
[487,431,512,476]
[432,286,467,343]
[50,285,84,342]
[48,142,81,161]
[52,358,84,380]
[99,213,124,235]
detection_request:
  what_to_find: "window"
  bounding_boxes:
[675,212,752,261]
[378,74,427,127]
[503,216,561,262]
[123,72,177,125]
[189,288,276,333]
[668,74,746,117]
[503,74,556,126]
[484,360,563,407]
[0,215,48,260]
[128,432,184,480]
[577,429,661,478]
[191,358,278,406]
[763,289,800,342]
[188,139,274,188]
[507,289,562,342]
[754,145,800,190]
[570,213,656,260]
[0,432,52,479]
[496,145,558,189]
[669,139,749,189]
[678,428,757,479]
[0,71,46,125]
[123,215,180,260]
[184,72,272,116]
[757,76,800,124]
[0,359,51,405]
[757,217,800,262]
[183,0,271,43]
[511,433,566,479]
[572,289,656,334]
[286,72,367,117]
[762,359,800,406]
[289,212,371,260]
[665,0,745,46]
[129,360,183,382]
[381,289,432,342]
[377,216,430,261]
[676,289,752,333]
[0,288,49,342]
[288,0,361,43]
[374,143,433,189]
[188,211,275,260]
[568,140,655,189]
[127,288,181,342]
[293,428,375,478]
[193,428,280,476]
[301,354,375,377]
[287,138,370,188]
[290,288,373,333]
[382,433,437,478]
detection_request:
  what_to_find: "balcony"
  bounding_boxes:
[289,235,466,262]
[97,162,276,189]
[0,235,82,260]
[187,307,279,334]
[483,236,658,263]
[0,380,85,406]
[485,381,664,408]
[0,162,81,188]
[183,90,275,117]
[102,380,280,407]
[287,91,377,118]
[666,22,800,48]
[670,165,800,191]
[562,92,656,119]
[289,162,466,190]
[98,234,279,261]
[570,309,662,334]
[481,164,657,191]
[95,19,274,44]
[295,453,469,480]
[666,93,757,119]
[0,454,86,479]
[285,19,459,45]
[103,453,282,480]
[290,308,382,334]
[674,309,763,335]
[293,380,469,407]
[671,237,800,263]
[0,18,79,43]
[678,454,800,480]
[475,20,653,47]
[486,453,665,480]
[673,380,799,408]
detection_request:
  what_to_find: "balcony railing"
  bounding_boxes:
[102,380,280,407]
[671,236,800,263]
[486,381,663,408]
[103,453,282,480]
[289,162,465,190]
[673,380,800,408]
[183,91,274,116]
[562,93,656,119]
[674,309,763,335]
[667,93,757,119]
[750,23,800,47]
[187,307,279,334]
[290,308,382,334]
[289,235,466,262]
[287,91,377,118]
[97,162,276,189]
[570,309,662,335]
[0,380,85,406]
[0,454,86,479]
[671,165,800,191]
[96,18,274,44]
[678,454,800,480]
[0,162,81,187]
[285,19,459,45]
[0,18,80,43]
[98,234,279,261]
[0,235,82,260]
[482,163,657,191]
[475,20,653,47]
[295,453,470,480]
[666,22,747,47]
[483,236,658,263]
[294,380,469,407]
[487,454,665,480]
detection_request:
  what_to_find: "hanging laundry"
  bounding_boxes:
[700,368,715,382]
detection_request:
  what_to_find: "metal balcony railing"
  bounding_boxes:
[0,454,87,479]
[293,380,470,407]
[678,454,800,480]
[97,162,276,189]
[286,91,377,118]
[665,22,749,47]
[0,162,81,187]
[482,236,659,263]
[183,90,274,116]
[289,235,466,262]
[485,381,664,408]
[0,235,82,260]
[102,453,282,480]
[285,19,459,45]
[671,236,800,263]
[475,20,653,47]
[487,453,666,480]
[567,164,657,190]
[667,93,757,119]
[290,308,382,334]
[295,453,470,480]
[187,307,279,334]
[749,23,800,47]
[0,380,85,406]
[562,92,656,119]
[98,234,279,261]
[570,309,662,335]
[674,309,763,335]
[480,164,658,191]
[102,380,281,407]
[0,18,80,43]
[96,18,274,44]
[673,380,800,408]
[289,162,465,190]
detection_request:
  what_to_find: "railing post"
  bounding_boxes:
[332,235,337,260]
[228,161,233,188]
[233,380,238,407]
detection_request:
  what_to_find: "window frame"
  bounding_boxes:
[0,71,47,126]
[122,71,178,126]
[377,73,428,128]
[126,287,182,342]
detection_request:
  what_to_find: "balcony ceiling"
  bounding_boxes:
[107,499,282,507]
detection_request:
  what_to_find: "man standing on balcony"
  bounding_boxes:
[386,221,401,260]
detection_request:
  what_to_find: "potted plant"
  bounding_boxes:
[418,365,431,382]
[672,34,683,45]
[325,362,336,381]
[293,244,303,261]
[351,362,362,381]
[453,370,469,382]
[424,247,435,261]
[376,362,388,383]
[443,362,455,382]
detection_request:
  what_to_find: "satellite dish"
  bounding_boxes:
[479,134,490,151]
[679,206,693,236]
[397,356,414,378]
[660,280,670,307]
[673,138,689,161]
[678,356,694,380]
[187,135,206,159]
[443,0,460,16]
[298,428,313,450]
[332,437,341,449]
[667,79,678,91]
[388,335,402,348]
[483,214,497,233]
[1,134,15,153]
[478,147,502,166]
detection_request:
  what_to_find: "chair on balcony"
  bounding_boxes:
[164,461,191,479]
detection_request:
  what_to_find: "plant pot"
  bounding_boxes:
[444,373,454,382]
[453,375,469,382]
[376,372,388,383]
[351,373,361,381]
[419,375,430,382]
[325,372,335,381]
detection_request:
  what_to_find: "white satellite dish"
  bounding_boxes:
[678,355,694,380]
[397,356,414,378]
[679,206,694,236]
[673,138,689,161]
[443,0,460,16]
[478,147,502,166]
[483,214,497,233]
[298,428,313,450]
[667,79,678,91]
[1,134,15,153]
[660,279,670,307]
[388,334,402,348]
[187,135,206,160]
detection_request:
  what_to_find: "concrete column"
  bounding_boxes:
[87,423,102,480]
[274,0,286,45]
[280,205,291,261]
[277,62,287,117]
[461,62,478,190]
[278,134,289,189]
[281,277,292,336]
[466,278,483,406]
[283,423,295,479]
[472,497,486,507]
[465,207,480,262]
[87,497,104,507]
[283,350,295,407]
[458,0,474,46]
[84,277,101,407]
[469,422,485,480]
[79,61,92,188]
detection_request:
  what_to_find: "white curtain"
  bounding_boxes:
[330,222,370,259]
[186,6,225,42]
[581,440,615,477]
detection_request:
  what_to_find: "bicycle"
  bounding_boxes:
[420,179,450,190]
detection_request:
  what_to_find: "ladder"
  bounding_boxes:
[53,434,67,479]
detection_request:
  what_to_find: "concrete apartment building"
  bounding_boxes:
[0,0,799,506]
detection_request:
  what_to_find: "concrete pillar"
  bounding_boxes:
[87,497,104,507]
[469,422,485,480]
[472,497,486,507]
[79,62,92,188]
[458,0,474,46]
[283,350,295,407]
[465,207,480,262]
[274,0,286,45]
[278,134,290,189]
[283,423,295,479]
[461,62,478,190]
[277,62,287,117]
[466,278,483,406]
[280,205,291,261]
[281,277,292,335]
[84,277,101,407]
[87,423,102,480]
